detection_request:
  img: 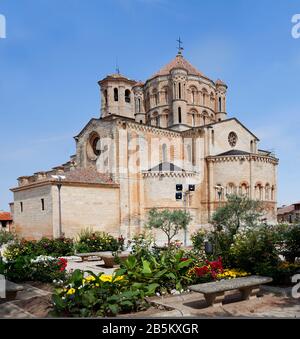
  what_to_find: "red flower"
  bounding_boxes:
[58,258,68,271]
[194,265,209,277]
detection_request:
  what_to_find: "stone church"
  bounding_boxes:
[11,50,279,242]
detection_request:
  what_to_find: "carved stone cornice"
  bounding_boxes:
[142,171,196,178]
[206,154,279,165]
[118,120,182,138]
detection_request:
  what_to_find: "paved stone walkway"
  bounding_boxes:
[143,291,300,318]
[1,259,299,319]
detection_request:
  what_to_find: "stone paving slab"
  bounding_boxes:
[145,292,300,318]
[67,259,116,275]
[0,302,35,318]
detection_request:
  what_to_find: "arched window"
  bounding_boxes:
[162,87,169,104]
[114,88,119,102]
[190,87,197,104]
[203,111,208,125]
[178,107,182,124]
[187,144,192,163]
[162,144,167,162]
[255,184,264,200]
[104,89,108,105]
[271,186,275,201]
[203,92,206,106]
[265,184,271,201]
[178,83,182,99]
[192,114,195,127]
[240,183,249,196]
[227,183,236,195]
[218,97,222,112]
[250,140,254,153]
[125,89,131,103]
[136,98,141,113]
[211,130,215,145]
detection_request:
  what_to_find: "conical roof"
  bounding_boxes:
[150,54,206,79]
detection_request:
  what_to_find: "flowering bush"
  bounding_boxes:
[229,225,279,274]
[191,229,207,251]
[3,237,74,261]
[0,230,16,246]
[0,255,68,283]
[52,270,149,317]
[189,257,224,283]
[74,228,120,253]
[217,269,250,280]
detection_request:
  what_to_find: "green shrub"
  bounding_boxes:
[0,230,16,246]
[0,255,68,283]
[3,237,74,261]
[74,228,119,253]
[52,270,149,317]
[277,224,300,263]
[229,225,280,274]
[35,237,74,257]
[191,229,207,251]
[117,248,195,294]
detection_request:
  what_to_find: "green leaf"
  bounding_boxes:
[154,269,168,278]
[114,268,126,277]
[142,259,152,274]
[82,290,97,307]
[132,282,144,289]
[71,269,84,284]
[165,272,176,279]
[120,300,134,308]
[126,255,137,270]
[108,304,119,315]
[177,259,193,269]
[52,294,64,309]
[175,282,182,291]
[146,283,159,295]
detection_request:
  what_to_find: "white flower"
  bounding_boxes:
[31,255,56,263]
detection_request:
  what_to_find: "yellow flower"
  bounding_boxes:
[85,275,96,282]
[100,274,113,282]
[113,276,124,282]
[67,288,76,295]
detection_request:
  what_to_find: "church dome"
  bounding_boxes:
[150,53,207,79]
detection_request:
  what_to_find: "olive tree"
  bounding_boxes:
[146,209,192,247]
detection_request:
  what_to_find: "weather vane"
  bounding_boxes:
[177,37,184,55]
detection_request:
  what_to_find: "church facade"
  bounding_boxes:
[11,52,279,242]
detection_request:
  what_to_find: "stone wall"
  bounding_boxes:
[51,184,120,239]
[13,185,53,240]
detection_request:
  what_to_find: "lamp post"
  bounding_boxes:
[183,190,190,247]
[52,175,66,238]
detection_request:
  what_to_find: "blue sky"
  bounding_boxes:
[0,0,300,210]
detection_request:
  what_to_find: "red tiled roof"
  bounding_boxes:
[60,168,114,185]
[150,54,206,79]
[216,79,227,86]
[0,212,12,221]
[133,81,144,88]
[277,204,295,215]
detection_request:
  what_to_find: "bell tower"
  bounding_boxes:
[98,73,136,119]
